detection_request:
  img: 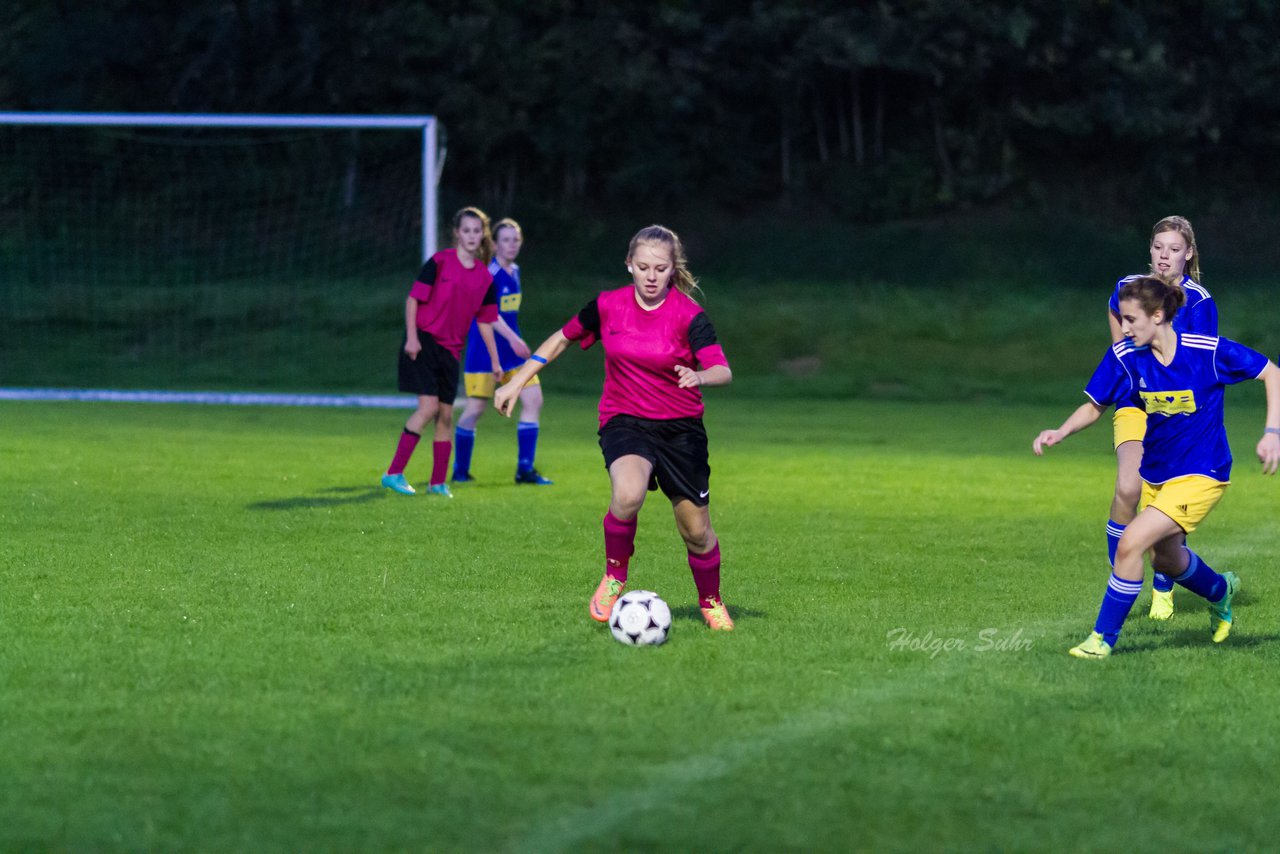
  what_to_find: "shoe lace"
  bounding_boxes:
[597,578,622,606]
[703,599,731,628]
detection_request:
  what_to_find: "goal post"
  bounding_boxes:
[0,112,442,394]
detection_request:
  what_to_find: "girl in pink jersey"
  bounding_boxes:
[494,225,736,630]
[381,207,502,498]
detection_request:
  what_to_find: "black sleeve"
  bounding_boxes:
[687,311,718,351]
[482,280,498,307]
[415,258,439,286]
[577,299,601,337]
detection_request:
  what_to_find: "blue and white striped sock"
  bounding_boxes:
[1106,520,1126,568]
[1095,573,1143,647]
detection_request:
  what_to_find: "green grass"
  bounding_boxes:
[3,395,1280,851]
[5,209,1279,400]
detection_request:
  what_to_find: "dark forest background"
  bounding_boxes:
[5,0,1280,225]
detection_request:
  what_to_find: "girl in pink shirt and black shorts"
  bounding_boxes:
[381,207,502,498]
[494,225,735,631]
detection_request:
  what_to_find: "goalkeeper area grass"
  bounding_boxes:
[3,396,1279,850]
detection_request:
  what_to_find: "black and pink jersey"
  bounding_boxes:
[408,249,499,358]
[562,285,730,427]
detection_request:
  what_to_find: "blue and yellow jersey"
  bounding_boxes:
[1084,334,1268,483]
[1108,274,1217,336]
[464,260,525,373]
[1107,274,1217,414]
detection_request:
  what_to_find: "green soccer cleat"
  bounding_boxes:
[1068,631,1112,660]
[1148,589,1175,620]
[1209,571,1241,643]
[425,483,454,499]
[380,473,416,495]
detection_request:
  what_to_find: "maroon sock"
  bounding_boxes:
[602,510,638,583]
[688,542,722,608]
[430,440,451,486]
[387,429,421,475]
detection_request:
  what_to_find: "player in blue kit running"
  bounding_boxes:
[451,218,553,485]
[1104,216,1217,619]
[1034,275,1280,658]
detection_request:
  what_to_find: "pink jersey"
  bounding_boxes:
[408,249,499,357]
[562,285,730,427]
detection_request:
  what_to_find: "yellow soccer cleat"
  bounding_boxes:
[1209,571,1241,643]
[1148,589,1175,620]
[1068,631,1112,660]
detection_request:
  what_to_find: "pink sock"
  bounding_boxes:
[387,429,421,475]
[603,510,638,583]
[688,542,722,608]
[430,440,451,486]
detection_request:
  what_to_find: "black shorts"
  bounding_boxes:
[598,415,711,506]
[397,333,460,405]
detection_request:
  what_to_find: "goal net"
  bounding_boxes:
[0,113,438,394]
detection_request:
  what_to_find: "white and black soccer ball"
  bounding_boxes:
[608,590,672,646]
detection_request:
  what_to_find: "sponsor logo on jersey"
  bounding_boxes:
[1141,389,1196,415]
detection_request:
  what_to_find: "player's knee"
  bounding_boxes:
[679,520,712,551]
[611,491,646,517]
[1114,536,1145,567]
[1113,479,1142,508]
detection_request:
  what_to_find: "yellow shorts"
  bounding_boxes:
[1139,475,1228,534]
[463,368,539,399]
[1113,407,1147,449]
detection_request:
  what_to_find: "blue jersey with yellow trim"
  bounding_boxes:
[1108,274,1217,413]
[1108,274,1217,336]
[464,260,524,372]
[1084,334,1268,483]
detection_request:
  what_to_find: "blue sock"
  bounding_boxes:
[1094,573,1143,646]
[1152,572,1174,593]
[1106,520,1125,568]
[516,422,539,473]
[1170,548,1226,603]
[453,426,476,477]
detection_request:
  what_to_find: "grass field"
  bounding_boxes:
[4,394,1279,851]
[6,209,1278,402]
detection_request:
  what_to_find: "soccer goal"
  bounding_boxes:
[0,112,439,395]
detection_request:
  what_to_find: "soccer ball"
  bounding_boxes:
[608,590,672,646]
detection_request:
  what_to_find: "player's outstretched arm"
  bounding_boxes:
[1033,401,1106,456]
[1256,361,1280,475]
[675,364,732,389]
[495,330,571,417]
